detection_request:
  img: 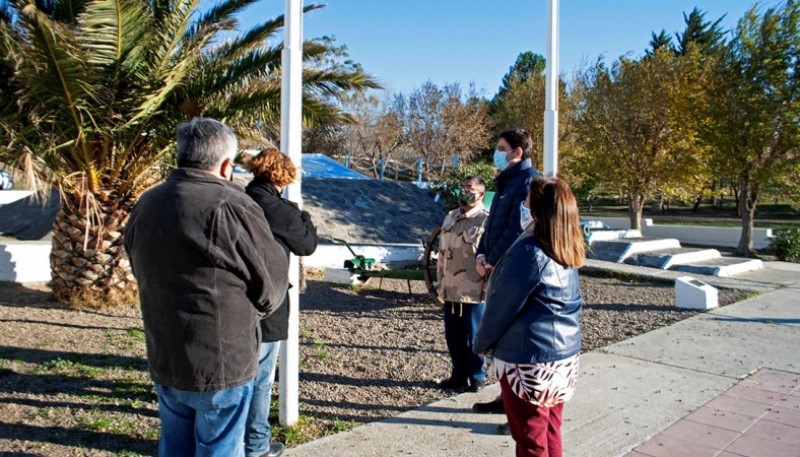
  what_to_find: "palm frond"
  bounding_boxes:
[302,67,382,97]
[208,82,282,122]
[208,15,283,61]
[34,0,87,23]
[186,46,283,102]
[15,3,96,156]
[300,96,356,128]
[206,3,326,62]
[125,0,205,128]
[185,0,255,42]
[77,0,146,74]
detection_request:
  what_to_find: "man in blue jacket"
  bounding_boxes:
[473,128,539,419]
[476,129,539,276]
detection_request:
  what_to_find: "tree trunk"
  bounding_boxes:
[711,180,719,207]
[692,195,703,212]
[628,193,644,231]
[50,189,137,308]
[736,181,758,257]
[650,194,664,215]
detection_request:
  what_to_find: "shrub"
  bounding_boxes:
[770,228,800,262]
[434,162,497,210]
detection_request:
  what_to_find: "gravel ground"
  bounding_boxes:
[294,271,748,424]
[0,272,749,455]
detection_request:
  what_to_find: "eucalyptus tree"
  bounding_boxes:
[0,0,378,306]
[700,0,800,256]
[573,49,710,230]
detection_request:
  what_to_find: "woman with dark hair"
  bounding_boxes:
[243,148,318,457]
[474,176,585,457]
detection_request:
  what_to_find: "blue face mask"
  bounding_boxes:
[493,149,509,171]
[520,202,533,230]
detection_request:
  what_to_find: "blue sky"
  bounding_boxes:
[238,0,779,97]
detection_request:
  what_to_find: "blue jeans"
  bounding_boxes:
[244,341,281,457]
[443,301,486,383]
[155,381,254,457]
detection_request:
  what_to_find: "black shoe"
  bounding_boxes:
[258,442,285,457]
[468,379,485,392]
[497,422,510,435]
[436,377,469,390]
[472,396,505,414]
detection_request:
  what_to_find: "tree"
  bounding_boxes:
[399,81,492,181]
[645,29,675,57]
[699,1,800,256]
[676,7,727,56]
[0,0,379,307]
[333,91,406,178]
[438,84,493,176]
[493,51,546,105]
[573,49,709,230]
[490,51,573,172]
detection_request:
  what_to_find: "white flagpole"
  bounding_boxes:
[543,0,559,177]
[279,0,302,426]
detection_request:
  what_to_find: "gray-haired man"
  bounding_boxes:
[125,117,289,457]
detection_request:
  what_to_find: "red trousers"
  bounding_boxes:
[500,376,564,457]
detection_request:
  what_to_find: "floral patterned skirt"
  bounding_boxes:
[488,353,579,407]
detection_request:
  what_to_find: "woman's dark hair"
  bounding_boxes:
[528,176,585,268]
[498,129,532,159]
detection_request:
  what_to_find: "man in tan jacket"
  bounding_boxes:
[436,176,489,392]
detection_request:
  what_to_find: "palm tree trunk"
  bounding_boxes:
[50,191,136,308]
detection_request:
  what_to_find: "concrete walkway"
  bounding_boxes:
[285,262,800,457]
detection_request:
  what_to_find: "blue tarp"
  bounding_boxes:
[300,153,370,180]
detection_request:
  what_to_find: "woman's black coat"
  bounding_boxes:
[246,177,318,341]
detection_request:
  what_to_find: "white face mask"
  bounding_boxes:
[520,202,533,230]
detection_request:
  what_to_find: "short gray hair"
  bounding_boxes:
[176,118,237,170]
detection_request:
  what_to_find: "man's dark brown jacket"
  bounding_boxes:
[124,168,289,392]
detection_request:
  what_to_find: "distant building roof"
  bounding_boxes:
[301,153,370,180]
[237,152,370,180]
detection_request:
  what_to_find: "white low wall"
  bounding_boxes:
[0,242,52,282]
[584,217,653,229]
[305,243,424,269]
[0,190,34,205]
[0,241,425,283]
[584,217,774,249]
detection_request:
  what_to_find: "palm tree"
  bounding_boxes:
[0,0,380,307]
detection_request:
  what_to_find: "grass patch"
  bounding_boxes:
[739,290,763,301]
[344,283,380,291]
[33,357,107,378]
[126,328,146,342]
[271,415,357,447]
[78,410,158,440]
[33,338,57,349]
[111,376,158,403]
[310,338,331,360]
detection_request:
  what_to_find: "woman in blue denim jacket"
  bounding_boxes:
[474,176,585,457]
